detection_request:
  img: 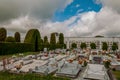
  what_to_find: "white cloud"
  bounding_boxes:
[1,0,120,38]
[41,7,120,37]
[0,0,73,22]
[99,0,120,13]
[4,7,120,38]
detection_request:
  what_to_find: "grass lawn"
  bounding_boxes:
[0,71,70,80]
[112,70,120,80]
[0,52,39,60]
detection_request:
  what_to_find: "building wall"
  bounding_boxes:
[64,37,120,49]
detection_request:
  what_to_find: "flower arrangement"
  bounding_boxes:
[78,60,83,64]
[68,59,73,63]
[15,64,22,70]
[44,54,48,57]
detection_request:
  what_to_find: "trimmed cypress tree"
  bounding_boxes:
[44,36,48,43]
[57,33,65,49]
[24,29,41,51]
[59,33,64,44]
[50,33,56,50]
[50,33,56,44]
[0,28,7,42]
[14,32,20,42]
[44,36,49,48]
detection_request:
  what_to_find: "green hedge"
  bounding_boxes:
[0,42,34,55]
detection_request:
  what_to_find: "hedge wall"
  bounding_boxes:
[0,42,34,55]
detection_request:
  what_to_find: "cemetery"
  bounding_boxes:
[0,28,120,80]
[0,49,120,80]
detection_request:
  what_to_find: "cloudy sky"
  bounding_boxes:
[1,0,120,38]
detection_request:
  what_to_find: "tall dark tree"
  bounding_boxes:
[14,32,20,42]
[90,43,96,49]
[50,33,56,50]
[102,42,108,50]
[57,33,65,49]
[112,42,118,51]
[43,36,49,48]
[0,28,7,42]
[59,33,64,44]
[50,33,56,44]
[80,43,87,49]
[71,43,77,49]
[44,36,48,43]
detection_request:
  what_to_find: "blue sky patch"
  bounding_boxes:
[53,0,102,22]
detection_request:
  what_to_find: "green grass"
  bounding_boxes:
[0,52,39,60]
[0,71,70,80]
[112,70,120,80]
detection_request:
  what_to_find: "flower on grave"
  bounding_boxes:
[68,59,73,63]
[44,54,48,57]
[78,60,83,64]
[15,64,22,70]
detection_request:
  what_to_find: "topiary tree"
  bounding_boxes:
[90,43,96,49]
[5,36,15,42]
[58,33,65,49]
[80,43,87,49]
[59,33,64,44]
[64,44,66,49]
[0,28,7,42]
[50,33,56,44]
[43,36,49,48]
[44,36,48,43]
[50,33,56,50]
[102,42,108,50]
[71,43,77,49]
[14,32,20,42]
[24,29,41,51]
[112,42,118,51]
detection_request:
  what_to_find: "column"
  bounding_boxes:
[66,41,70,49]
[118,42,120,50]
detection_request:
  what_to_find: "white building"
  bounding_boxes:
[64,37,120,49]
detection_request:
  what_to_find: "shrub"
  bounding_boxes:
[104,61,110,69]
[80,43,87,49]
[5,36,15,42]
[71,43,77,49]
[90,43,96,49]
